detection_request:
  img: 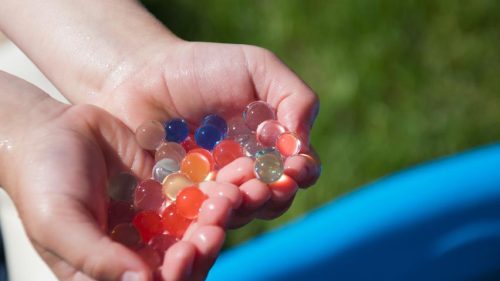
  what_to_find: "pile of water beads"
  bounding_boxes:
[106,101,303,270]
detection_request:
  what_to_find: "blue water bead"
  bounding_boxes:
[202,114,227,136]
[165,118,189,143]
[195,125,223,150]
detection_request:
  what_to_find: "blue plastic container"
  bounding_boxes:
[207,144,500,281]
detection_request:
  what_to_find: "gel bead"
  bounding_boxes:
[152,158,180,183]
[155,142,186,163]
[161,203,192,238]
[107,172,137,202]
[254,152,284,183]
[162,173,193,200]
[134,179,164,211]
[202,114,227,136]
[255,147,282,159]
[181,134,199,152]
[108,201,135,230]
[164,118,189,143]
[226,115,252,139]
[213,139,243,168]
[176,186,207,219]
[277,132,302,157]
[180,152,211,182]
[195,125,223,150]
[135,120,165,150]
[242,134,265,157]
[189,148,215,170]
[111,223,142,249]
[132,211,163,242]
[256,120,287,147]
[243,101,276,131]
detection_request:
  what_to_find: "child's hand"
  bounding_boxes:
[0,71,228,281]
[95,41,321,226]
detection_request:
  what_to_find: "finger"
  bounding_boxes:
[284,153,321,189]
[256,194,296,220]
[33,242,95,281]
[198,196,233,227]
[268,175,298,203]
[244,47,319,145]
[199,181,242,209]
[238,178,271,212]
[187,226,225,281]
[215,157,255,185]
[161,241,196,281]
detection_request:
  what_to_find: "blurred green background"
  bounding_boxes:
[142,0,500,248]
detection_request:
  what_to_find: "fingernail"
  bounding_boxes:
[121,271,143,281]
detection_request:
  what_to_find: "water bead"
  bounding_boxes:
[152,158,180,183]
[254,153,284,183]
[161,203,192,238]
[256,120,287,147]
[213,139,244,168]
[162,173,193,200]
[108,201,135,231]
[135,120,165,150]
[202,114,227,135]
[132,211,163,242]
[155,142,186,163]
[242,134,265,157]
[176,186,207,219]
[180,152,211,182]
[107,172,137,202]
[227,115,252,138]
[195,125,223,150]
[189,148,215,170]
[134,179,164,211]
[165,118,189,143]
[111,223,142,249]
[243,101,275,131]
[255,147,282,159]
[277,132,302,157]
[181,134,199,152]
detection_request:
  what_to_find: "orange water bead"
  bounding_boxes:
[180,152,212,182]
[189,148,214,169]
[161,203,192,238]
[276,132,302,157]
[132,211,163,243]
[162,173,193,200]
[213,139,243,168]
[176,186,208,219]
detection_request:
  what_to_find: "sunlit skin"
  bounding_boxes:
[0,0,321,280]
[0,72,227,281]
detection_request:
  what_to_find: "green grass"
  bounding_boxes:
[142,0,500,247]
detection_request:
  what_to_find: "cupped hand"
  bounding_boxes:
[2,74,228,281]
[90,41,321,227]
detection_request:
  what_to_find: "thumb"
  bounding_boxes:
[246,47,319,146]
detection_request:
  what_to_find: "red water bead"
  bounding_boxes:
[108,201,135,231]
[181,134,199,152]
[132,211,163,242]
[134,180,164,212]
[176,186,207,219]
[161,203,192,238]
[213,139,243,168]
[276,132,302,157]
[110,223,142,249]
